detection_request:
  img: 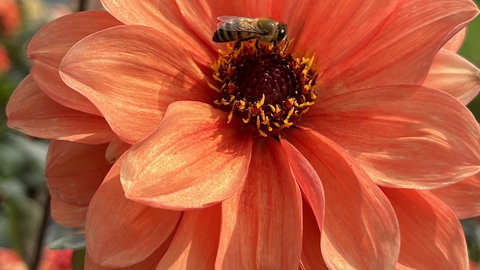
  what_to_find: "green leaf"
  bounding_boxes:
[72,248,85,270]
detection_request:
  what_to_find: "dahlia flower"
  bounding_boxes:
[6,0,480,269]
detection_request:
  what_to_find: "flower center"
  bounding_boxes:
[209,41,319,137]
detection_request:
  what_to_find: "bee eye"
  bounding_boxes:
[277,23,288,42]
[277,28,286,41]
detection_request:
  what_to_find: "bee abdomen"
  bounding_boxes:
[213,29,238,43]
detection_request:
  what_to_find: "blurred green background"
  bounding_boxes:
[1,0,480,269]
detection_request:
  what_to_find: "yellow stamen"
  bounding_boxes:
[208,80,221,93]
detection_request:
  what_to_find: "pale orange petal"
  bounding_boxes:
[294,0,398,72]
[7,76,114,144]
[303,86,480,189]
[85,236,174,270]
[31,61,101,116]
[442,27,466,52]
[431,172,480,219]
[100,0,214,62]
[60,25,216,144]
[50,197,87,228]
[300,202,329,270]
[383,188,468,270]
[156,206,221,270]
[46,141,111,206]
[284,128,399,270]
[216,137,302,270]
[86,156,181,267]
[423,49,480,105]
[280,135,325,233]
[121,101,252,210]
[28,11,121,67]
[105,135,131,163]
[28,11,121,115]
[318,0,478,99]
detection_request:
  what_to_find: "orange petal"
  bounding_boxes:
[300,202,329,270]
[280,135,325,233]
[28,11,121,115]
[319,0,478,99]
[6,76,114,144]
[383,188,468,270]
[303,86,480,189]
[100,0,214,62]
[216,137,302,270]
[60,25,216,144]
[86,155,181,267]
[294,0,398,72]
[121,101,252,210]
[442,27,466,52]
[276,0,321,49]
[46,141,111,206]
[423,49,480,105]
[431,172,480,219]
[283,128,399,270]
[156,205,221,270]
[50,196,88,228]
[174,0,251,53]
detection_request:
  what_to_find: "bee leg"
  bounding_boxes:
[272,40,277,48]
[283,38,290,52]
[233,41,242,50]
[255,39,260,52]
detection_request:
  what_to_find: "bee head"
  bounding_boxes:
[276,22,288,42]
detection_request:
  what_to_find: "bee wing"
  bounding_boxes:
[217,15,242,24]
[216,16,265,34]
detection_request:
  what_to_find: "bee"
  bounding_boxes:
[212,16,288,47]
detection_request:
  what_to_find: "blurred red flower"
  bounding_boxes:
[0,248,26,270]
[39,249,73,270]
[0,44,10,74]
[0,0,20,35]
[0,248,73,270]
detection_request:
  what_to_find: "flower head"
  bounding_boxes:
[7,0,480,269]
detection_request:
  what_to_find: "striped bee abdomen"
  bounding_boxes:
[213,21,258,43]
[213,29,235,42]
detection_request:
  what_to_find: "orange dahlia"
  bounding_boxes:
[6,0,480,269]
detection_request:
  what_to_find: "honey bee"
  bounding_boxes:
[212,16,288,46]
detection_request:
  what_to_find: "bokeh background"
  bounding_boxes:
[0,0,480,269]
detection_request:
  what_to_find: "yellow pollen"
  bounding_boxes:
[285,107,295,123]
[258,129,268,137]
[228,110,234,123]
[210,40,319,137]
[207,80,221,93]
[298,107,310,117]
[239,100,246,110]
[256,94,266,108]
